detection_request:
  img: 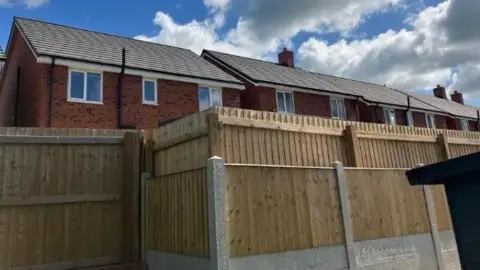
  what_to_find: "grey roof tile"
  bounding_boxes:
[14,18,242,85]
[205,50,478,118]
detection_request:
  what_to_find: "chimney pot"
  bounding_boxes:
[278,48,294,68]
[451,90,464,105]
[433,85,447,100]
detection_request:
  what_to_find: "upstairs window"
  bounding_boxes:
[426,114,436,129]
[68,70,102,103]
[199,87,222,111]
[143,79,157,105]
[384,108,396,126]
[330,98,346,120]
[276,91,295,114]
[406,111,414,127]
[461,119,470,131]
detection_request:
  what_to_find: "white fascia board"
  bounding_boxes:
[37,56,245,90]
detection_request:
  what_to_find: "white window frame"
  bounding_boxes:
[276,90,295,114]
[142,79,158,105]
[425,114,436,129]
[198,87,222,111]
[383,108,396,126]
[406,111,414,127]
[461,119,470,131]
[330,97,346,120]
[67,69,103,104]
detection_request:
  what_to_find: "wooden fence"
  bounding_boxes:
[146,168,209,257]
[147,107,480,176]
[0,128,141,270]
[224,165,448,258]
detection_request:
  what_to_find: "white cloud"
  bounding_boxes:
[137,0,480,104]
[297,0,480,101]
[0,0,48,8]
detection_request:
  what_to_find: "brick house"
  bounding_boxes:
[0,18,244,129]
[202,49,480,131]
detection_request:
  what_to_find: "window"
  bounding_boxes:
[68,70,102,103]
[330,98,346,120]
[143,79,157,105]
[384,108,396,126]
[426,114,436,129]
[461,119,470,131]
[276,91,294,114]
[199,87,222,111]
[406,111,414,127]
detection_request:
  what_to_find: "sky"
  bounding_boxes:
[0,0,479,107]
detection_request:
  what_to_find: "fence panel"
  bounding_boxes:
[449,143,480,158]
[225,165,344,257]
[146,168,209,257]
[344,169,431,241]
[0,128,133,269]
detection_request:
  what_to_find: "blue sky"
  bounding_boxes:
[0,0,479,107]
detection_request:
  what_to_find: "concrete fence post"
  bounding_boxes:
[416,164,445,270]
[207,156,229,270]
[333,161,357,270]
[140,172,150,261]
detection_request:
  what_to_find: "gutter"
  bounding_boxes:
[47,57,56,127]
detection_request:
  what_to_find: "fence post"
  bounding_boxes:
[122,132,141,262]
[344,125,362,167]
[207,112,223,157]
[207,156,228,270]
[143,130,154,176]
[140,172,150,261]
[417,164,445,270]
[333,161,357,270]
[437,133,451,160]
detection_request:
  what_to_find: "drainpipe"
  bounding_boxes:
[47,58,56,127]
[477,110,480,131]
[405,96,411,126]
[355,97,360,121]
[116,48,135,129]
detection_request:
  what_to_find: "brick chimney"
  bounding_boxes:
[278,48,294,68]
[433,85,447,99]
[451,90,464,104]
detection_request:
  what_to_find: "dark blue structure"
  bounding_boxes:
[406,152,480,270]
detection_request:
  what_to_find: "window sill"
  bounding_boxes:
[67,98,103,105]
[142,101,158,106]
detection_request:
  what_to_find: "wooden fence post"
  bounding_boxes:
[437,133,451,160]
[417,164,445,270]
[334,161,357,270]
[140,172,150,261]
[207,113,222,157]
[344,125,362,167]
[207,156,228,270]
[122,132,141,262]
[143,130,154,176]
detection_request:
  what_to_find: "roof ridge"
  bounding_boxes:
[14,16,196,53]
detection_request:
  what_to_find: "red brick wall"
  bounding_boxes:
[395,109,407,126]
[437,115,449,129]
[294,92,330,117]
[469,120,479,131]
[241,85,276,112]
[35,65,241,129]
[0,27,41,127]
[412,111,427,127]
[223,87,241,108]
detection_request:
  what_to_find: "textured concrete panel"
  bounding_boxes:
[439,230,460,270]
[355,233,437,270]
[229,244,348,270]
[146,251,210,270]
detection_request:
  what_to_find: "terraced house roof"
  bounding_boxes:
[203,50,479,119]
[13,17,243,86]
